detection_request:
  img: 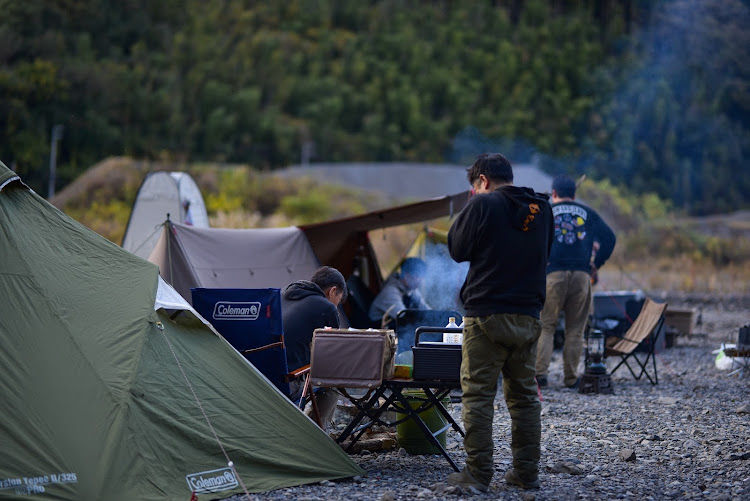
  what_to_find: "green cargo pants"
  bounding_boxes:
[461,313,542,486]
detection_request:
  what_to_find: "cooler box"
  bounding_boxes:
[412,327,463,382]
[392,309,462,355]
[593,290,645,322]
[396,389,449,455]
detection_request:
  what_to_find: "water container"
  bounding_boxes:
[396,390,450,454]
[443,317,462,344]
[395,350,414,365]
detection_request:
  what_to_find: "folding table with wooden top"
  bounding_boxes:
[306,327,465,471]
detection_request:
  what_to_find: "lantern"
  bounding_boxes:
[585,329,607,375]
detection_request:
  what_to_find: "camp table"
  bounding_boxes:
[335,378,465,471]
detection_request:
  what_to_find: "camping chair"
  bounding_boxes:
[605,297,668,385]
[241,342,297,397]
[190,288,308,400]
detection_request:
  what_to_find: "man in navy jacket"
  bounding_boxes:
[535,175,616,389]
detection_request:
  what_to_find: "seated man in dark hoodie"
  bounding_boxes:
[281,266,347,428]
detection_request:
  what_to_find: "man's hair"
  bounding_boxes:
[401,257,427,277]
[466,153,514,185]
[311,266,348,301]
[552,175,576,199]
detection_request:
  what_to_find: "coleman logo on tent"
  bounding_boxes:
[213,302,261,320]
[186,468,238,494]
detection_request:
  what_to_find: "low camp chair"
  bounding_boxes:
[606,297,668,385]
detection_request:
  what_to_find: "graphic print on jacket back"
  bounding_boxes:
[547,201,616,274]
[553,204,588,245]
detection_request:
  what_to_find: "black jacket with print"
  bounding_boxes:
[547,200,616,273]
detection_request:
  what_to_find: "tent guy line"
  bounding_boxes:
[155,320,252,498]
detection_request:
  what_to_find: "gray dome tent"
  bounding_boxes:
[122,171,209,259]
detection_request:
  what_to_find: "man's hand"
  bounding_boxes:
[590,263,599,285]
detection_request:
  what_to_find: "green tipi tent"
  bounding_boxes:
[0,162,363,500]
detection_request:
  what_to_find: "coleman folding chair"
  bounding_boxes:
[191,287,308,399]
[605,297,668,385]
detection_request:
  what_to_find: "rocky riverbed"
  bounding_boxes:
[226,296,749,500]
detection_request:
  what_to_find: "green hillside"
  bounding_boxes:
[2,0,748,215]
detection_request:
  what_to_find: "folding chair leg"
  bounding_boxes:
[611,353,658,384]
[298,374,310,411]
[631,352,658,385]
[622,357,641,380]
[641,353,657,385]
[649,352,658,384]
[301,375,323,427]
[609,356,626,377]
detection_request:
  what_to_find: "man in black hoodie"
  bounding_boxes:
[447,153,553,492]
[282,266,347,427]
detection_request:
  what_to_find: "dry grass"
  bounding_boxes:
[598,257,750,294]
[209,210,298,229]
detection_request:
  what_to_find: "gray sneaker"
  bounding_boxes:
[505,468,540,489]
[446,467,489,492]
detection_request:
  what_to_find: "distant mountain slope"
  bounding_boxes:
[50,157,153,209]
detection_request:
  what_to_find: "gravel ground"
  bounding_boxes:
[225,295,750,500]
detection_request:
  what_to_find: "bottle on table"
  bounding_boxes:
[443,316,463,344]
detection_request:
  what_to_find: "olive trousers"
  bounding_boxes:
[461,313,542,486]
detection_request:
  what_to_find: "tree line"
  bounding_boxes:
[1,0,747,215]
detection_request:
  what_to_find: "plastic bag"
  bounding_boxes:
[714,343,736,371]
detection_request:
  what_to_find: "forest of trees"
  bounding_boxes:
[1,0,748,215]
